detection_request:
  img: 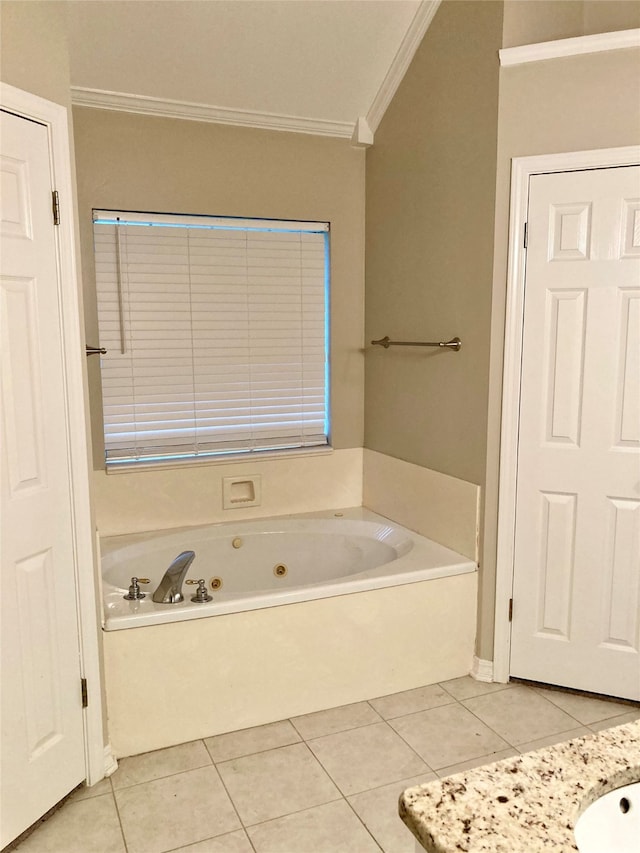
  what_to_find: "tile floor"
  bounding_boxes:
[12,678,639,853]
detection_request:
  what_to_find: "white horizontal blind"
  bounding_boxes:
[93,211,329,465]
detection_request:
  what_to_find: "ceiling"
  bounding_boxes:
[67,0,438,143]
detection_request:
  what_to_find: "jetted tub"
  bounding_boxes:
[101,508,475,630]
[99,508,479,757]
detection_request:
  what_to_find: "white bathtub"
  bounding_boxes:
[101,508,475,630]
[100,508,478,757]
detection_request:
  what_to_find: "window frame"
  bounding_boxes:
[92,209,332,471]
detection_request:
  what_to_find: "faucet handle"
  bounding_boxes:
[186,578,213,603]
[124,577,150,600]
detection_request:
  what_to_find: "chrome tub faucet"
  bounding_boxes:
[152,551,196,603]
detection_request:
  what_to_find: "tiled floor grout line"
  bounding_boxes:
[457,693,639,750]
[113,742,252,853]
[108,780,130,853]
[240,790,346,832]
[377,722,438,775]
[162,828,255,853]
[341,795,386,853]
[288,703,385,742]
[297,736,362,799]
[285,716,307,742]
[371,689,534,773]
[218,740,350,838]
[307,717,435,789]
[205,755,255,850]
[300,729,424,852]
[163,828,257,853]
[110,761,213,793]
[456,686,588,751]
[440,681,514,702]
[294,740,349,800]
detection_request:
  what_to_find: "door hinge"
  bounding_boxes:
[508,598,513,622]
[81,677,88,708]
[52,190,60,226]
[523,222,528,249]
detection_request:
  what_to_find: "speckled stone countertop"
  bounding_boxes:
[400,719,639,852]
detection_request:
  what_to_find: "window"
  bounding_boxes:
[93,210,329,467]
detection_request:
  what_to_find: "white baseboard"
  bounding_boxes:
[470,656,494,682]
[103,744,118,777]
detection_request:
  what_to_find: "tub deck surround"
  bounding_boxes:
[100,509,478,756]
[400,719,640,853]
[101,507,476,630]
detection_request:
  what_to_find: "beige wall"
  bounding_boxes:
[479,47,640,660]
[364,0,503,487]
[503,0,583,46]
[502,0,640,47]
[365,0,640,664]
[582,1,640,35]
[73,107,366,474]
[0,1,71,107]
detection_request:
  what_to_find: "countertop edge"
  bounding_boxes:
[400,718,640,853]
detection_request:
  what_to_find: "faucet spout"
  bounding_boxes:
[152,550,196,603]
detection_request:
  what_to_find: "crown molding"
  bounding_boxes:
[71,2,445,146]
[70,87,354,139]
[351,116,374,148]
[499,27,640,67]
[366,0,441,134]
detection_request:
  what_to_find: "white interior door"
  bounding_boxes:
[510,165,640,701]
[1,109,87,846]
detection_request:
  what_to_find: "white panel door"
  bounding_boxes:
[1,109,86,846]
[510,165,640,701]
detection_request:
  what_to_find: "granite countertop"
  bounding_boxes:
[399,719,639,852]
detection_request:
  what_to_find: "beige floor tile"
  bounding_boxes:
[439,675,512,701]
[307,722,429,795]
[115,765,240,853]
[348,773,437,853]
[111,740,212,790]
[205,720,301,763]
[67,776,113,802]
[13,794,125,853]
[290,701,382,740]
[588,709,640,733]
[534,687,638,725]
[516,726,590,755]
[436,748,520,778]
[369,684,454,720]
[389,703,509,770]
[247,799,380,853]
[167,830,254,852]
[217,742,340,826]
[462,685,583,745]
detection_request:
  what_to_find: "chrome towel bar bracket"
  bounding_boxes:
[371,336,462,351]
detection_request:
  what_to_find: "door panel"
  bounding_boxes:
[1,109,86,847]
[510,165,640,701]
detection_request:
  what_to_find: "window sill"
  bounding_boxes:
[102,445,335,475]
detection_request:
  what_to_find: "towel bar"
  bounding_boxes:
[371,336,461,351]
